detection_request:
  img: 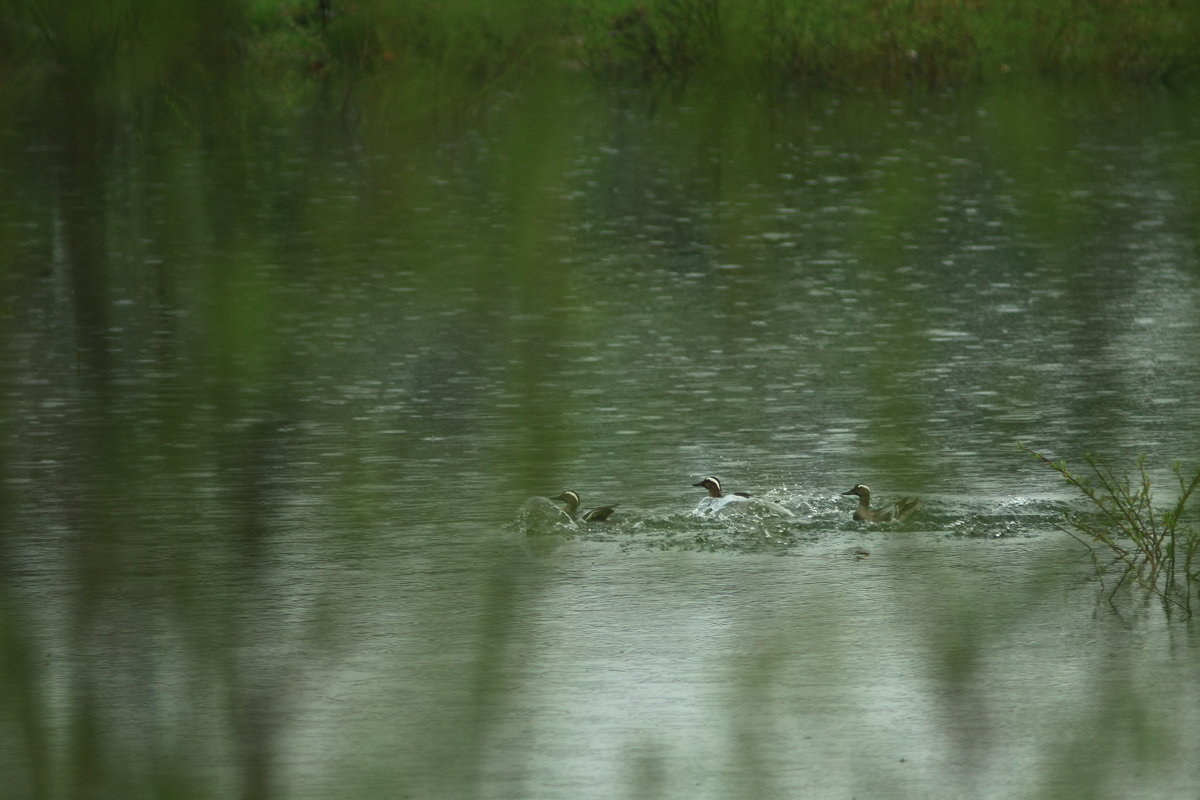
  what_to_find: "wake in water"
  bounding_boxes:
[510,492,1078,555]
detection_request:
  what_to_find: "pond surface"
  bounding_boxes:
[2,78,1200,799]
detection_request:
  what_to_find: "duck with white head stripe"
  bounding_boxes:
[552,490,618,523]
[691,476,794,517]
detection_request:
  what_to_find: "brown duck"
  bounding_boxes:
[841,484,921,522]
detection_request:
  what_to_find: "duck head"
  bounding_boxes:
[841,484,871,500]
[551,490,581,513]
[692,477,724,498]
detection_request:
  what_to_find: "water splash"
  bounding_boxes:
[513,496,578,536]
[509,492,1076,553]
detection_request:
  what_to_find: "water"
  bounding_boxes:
[2,79,1200,799]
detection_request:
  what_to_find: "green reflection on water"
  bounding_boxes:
[2,69,1200,800]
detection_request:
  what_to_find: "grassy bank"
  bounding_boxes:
[2,0,1200,98]
[236,0,1200,88]
[576,0,1200,87]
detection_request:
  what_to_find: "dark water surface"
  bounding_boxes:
[2,79,1199,798]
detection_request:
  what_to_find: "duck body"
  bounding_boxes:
[552,490,618,523]
[841,484,921,523]
[692,477,794,517]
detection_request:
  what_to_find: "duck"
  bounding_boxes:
[840,484,921,522]
[551,490,618,523]
[691,476,752,499]
[692,477,794,517]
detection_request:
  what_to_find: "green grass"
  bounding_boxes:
[577,0,1200,87]
[3,0,1200,99]
[1022,445,1200,618]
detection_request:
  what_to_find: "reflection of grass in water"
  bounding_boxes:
[3,26,1199,796]
[1022,444,1200,617]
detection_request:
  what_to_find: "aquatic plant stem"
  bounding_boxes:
[1020,444,1200,617]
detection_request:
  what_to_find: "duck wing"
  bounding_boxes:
[876,497,921,522]
[580,505,618,522]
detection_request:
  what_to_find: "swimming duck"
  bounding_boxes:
[692,477,794,517]
[551,490,618,523]
[691,477,752,499]
[840,484,921,522]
